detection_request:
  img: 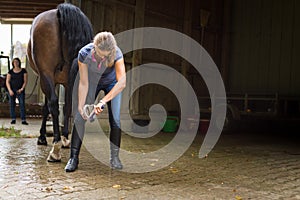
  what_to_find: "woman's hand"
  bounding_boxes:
[94,100,105,115]
[16,88,23,94]
[8,89,14,96]
[78,106,88,120]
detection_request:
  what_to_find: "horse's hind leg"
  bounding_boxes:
[61,59,78,148]
[47,96,62,162]
[39,74,62,162]
[37,97,50,145]
[27,39,49,146]
[61,88,71,148]
[48,93,62,162]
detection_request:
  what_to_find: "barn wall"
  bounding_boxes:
[72,0,226,115]
[190,0,226,100]
[229,0,300,96]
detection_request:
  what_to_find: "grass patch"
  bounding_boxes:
[0,126,22,138]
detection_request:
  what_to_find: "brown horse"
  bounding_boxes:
[27,3,93,162]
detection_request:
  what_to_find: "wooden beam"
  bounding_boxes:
[0,8,47,13]
[0,13,37,18]
[0,0,63,18]
[0,0,63,5]
[0,5,57,9]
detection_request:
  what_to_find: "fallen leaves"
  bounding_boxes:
[235,195,242,200]
[168,167,179,173]
[112,184,121,189]
[63,185,74,191]
[44,187,52,192]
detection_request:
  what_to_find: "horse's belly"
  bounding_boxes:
[55,66,69,85]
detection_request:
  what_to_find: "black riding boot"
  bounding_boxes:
[110,127,123,170]
[65,127,82,172]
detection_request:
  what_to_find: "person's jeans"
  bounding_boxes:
[95,80,122,129]
[73,80,122,141]
[9,90,26,121]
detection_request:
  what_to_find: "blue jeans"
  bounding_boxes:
[8,90,26,121]
[95,80,122,129]
[73,80,122,140]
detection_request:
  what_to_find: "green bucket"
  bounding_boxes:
[163,116,179,132]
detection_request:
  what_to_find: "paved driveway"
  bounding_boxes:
[0,118,299,199]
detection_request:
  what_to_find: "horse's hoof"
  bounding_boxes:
[47,156,61,162]
[61,136,70,148]
[47,141,62,162]
[37,136,47,146]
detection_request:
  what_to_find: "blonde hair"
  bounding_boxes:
[93,31,117,67]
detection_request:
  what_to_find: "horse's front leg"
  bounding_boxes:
[37,97,49,145]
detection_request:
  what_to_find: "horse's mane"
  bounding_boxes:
[57,3,94,64]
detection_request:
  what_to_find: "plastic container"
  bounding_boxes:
[163,116,179,132]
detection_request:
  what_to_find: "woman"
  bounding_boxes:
[6,57,28,125]
[65,32,126,172]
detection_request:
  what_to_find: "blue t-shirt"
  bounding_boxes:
[78,43,123,86]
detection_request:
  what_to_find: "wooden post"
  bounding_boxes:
[130,0,145,115]
[220,0,232,90]
[99,1,105,31]
[68,0,81,8]
[112,5,117,33]
[181,0,194,124]
[181,0,192,78]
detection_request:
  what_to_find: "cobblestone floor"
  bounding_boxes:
[0,118,299,200]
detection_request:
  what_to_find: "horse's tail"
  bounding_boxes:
[57,3,94,66]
